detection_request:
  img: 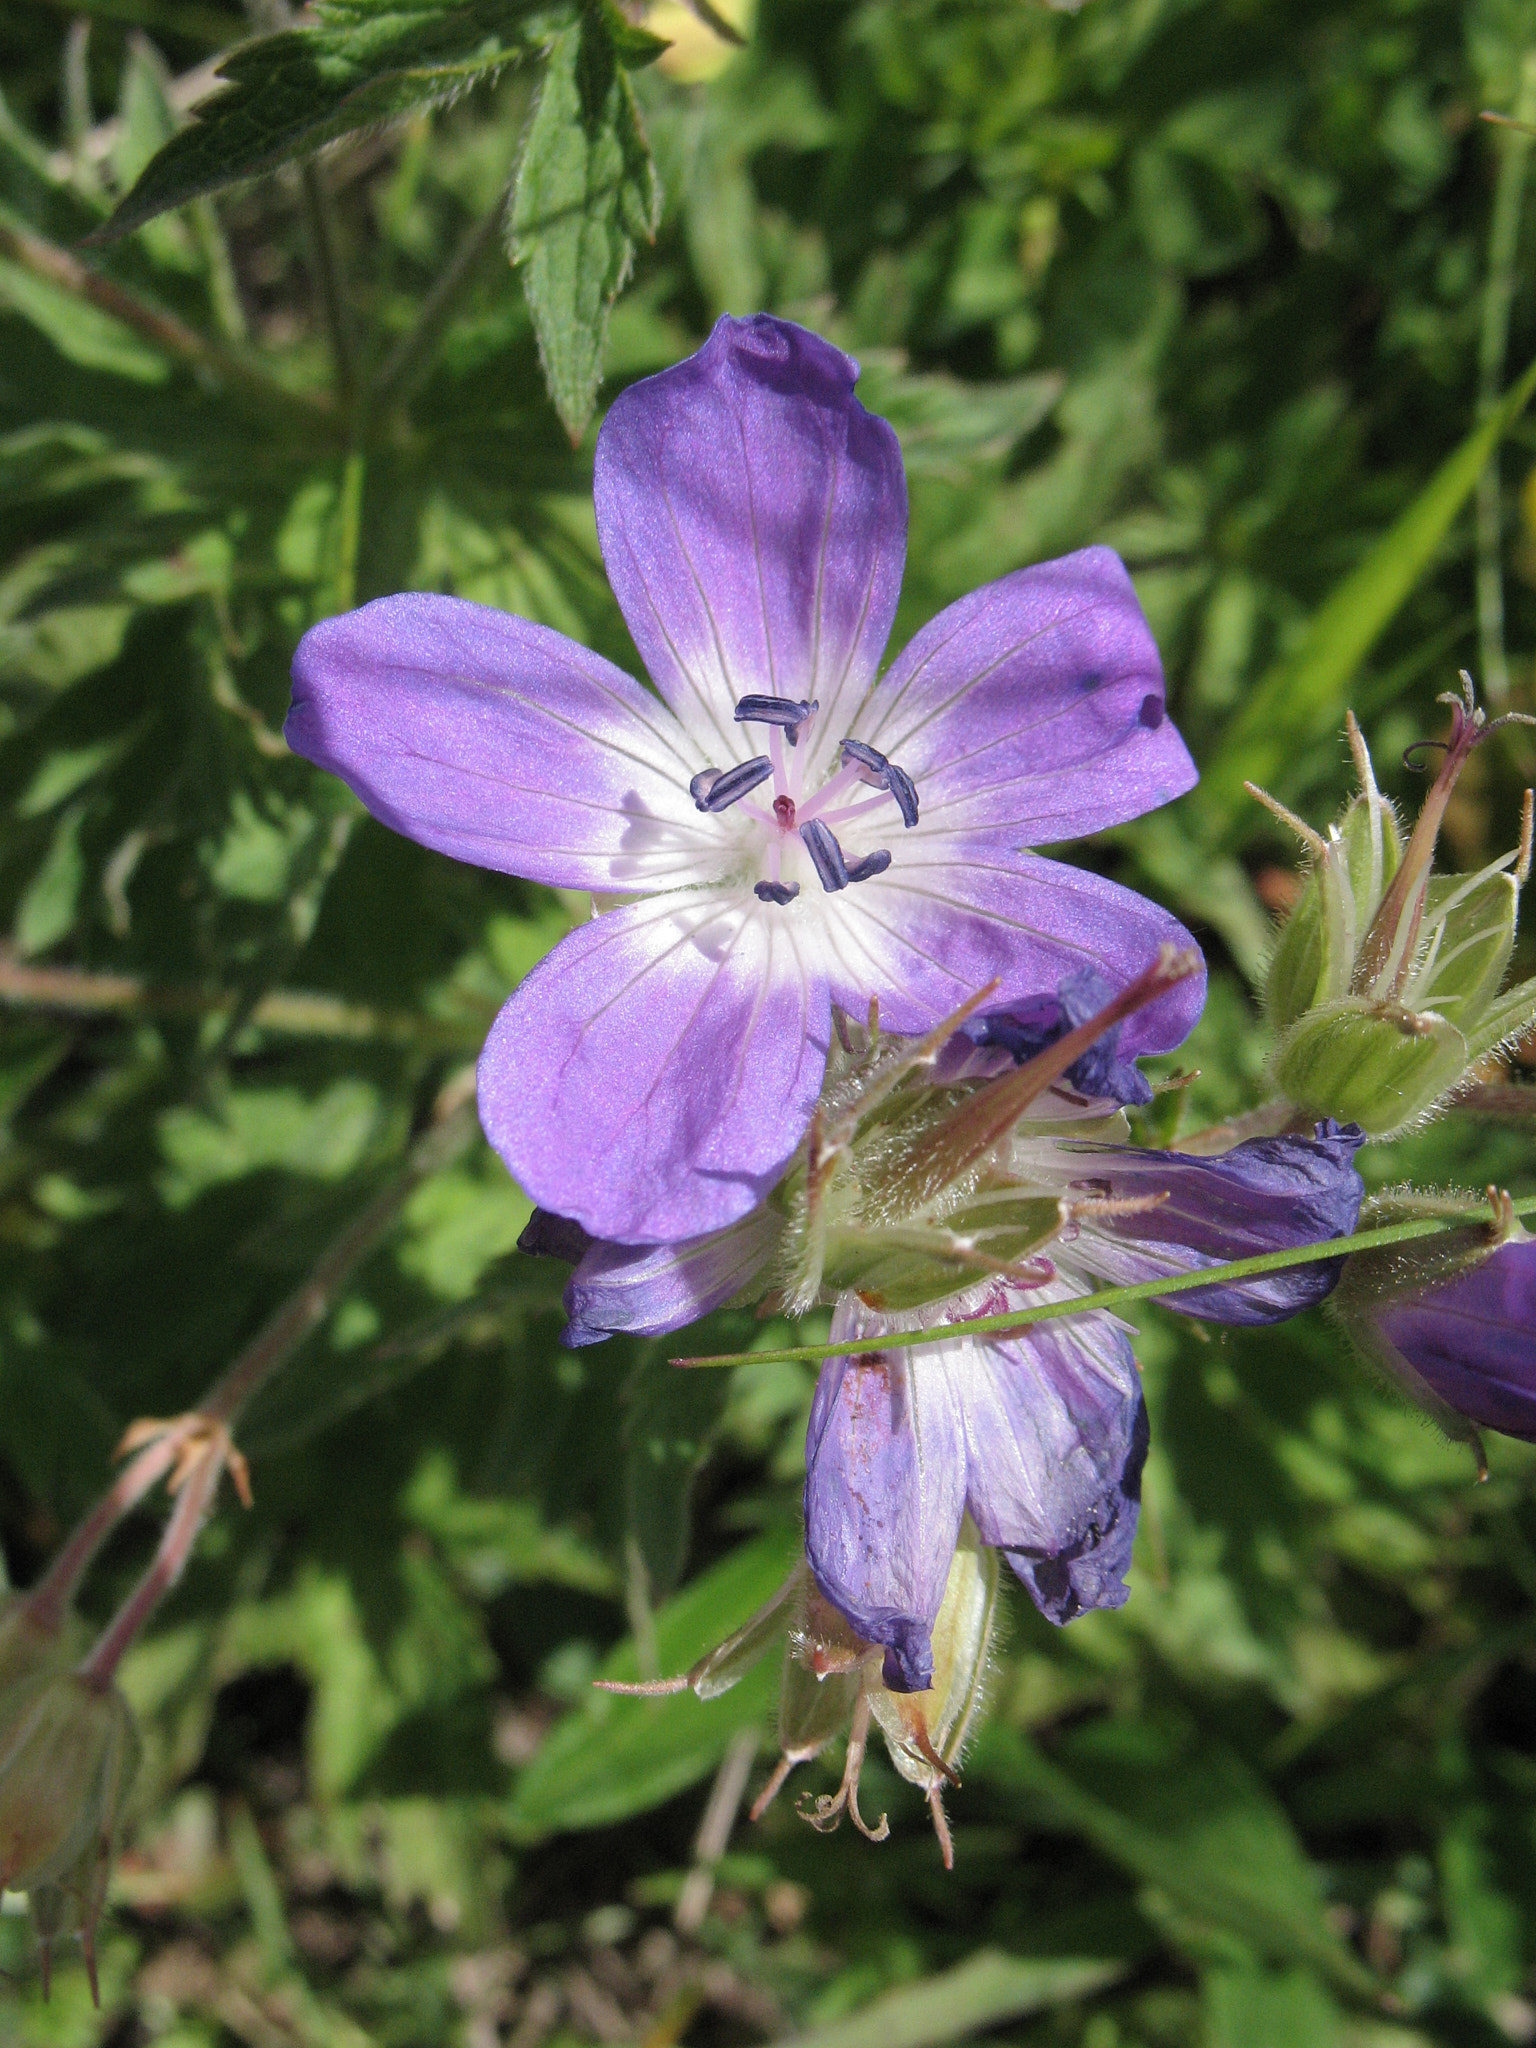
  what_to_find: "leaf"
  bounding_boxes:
[978,1726,1379,1999]
[0,254,170,382]
[1203,1967,1344,2048]
[505,1521,800,1837]
[1196,351,1536,841]
[510,11,662,439]
[98,0,559,239]
[404,1450,617,1597]
[790,1953,1126,2048]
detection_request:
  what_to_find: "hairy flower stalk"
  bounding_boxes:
[1254,678,1536,1136]
[288,314,1203,1246]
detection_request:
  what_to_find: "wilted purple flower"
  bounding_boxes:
[805,1282,1148,1692]
[287,314,1200,1243]
[1339,1210,1536,1447]
[537,971,1365,1688]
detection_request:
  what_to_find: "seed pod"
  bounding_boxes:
[0,1674,139,1896]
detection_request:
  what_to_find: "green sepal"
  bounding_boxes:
[1459,971,1536,1065]
[1271,997,1468,1136]
[868,1520,999,1792]
[1264,865,1325,1031]
[778,1650,860,1762]
[818,1198,1062,1313]
[1413,871,1518,1025]
[687,1566,798,1700]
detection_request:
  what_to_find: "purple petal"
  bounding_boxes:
[1068,1122,1366,1325]
[478,895,830,1244]
[858,547,1197,842]
[1377,1239,1536,1441]
[594,316,907,764]
[562,1207,781,1347]
[969,968,1153,1108]
[952,1295,1147,1624]
[287,594,713,893]
[822,840,1206,1051]
[804,1300,967,1692]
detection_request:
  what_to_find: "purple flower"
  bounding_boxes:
[804,1285,1148,1691]
[1361,1233,1536,1444]
[286,314,1200,1244]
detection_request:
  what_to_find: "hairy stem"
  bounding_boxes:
[1477,50,1536,707]
[24,1081,480,1638]
[78,1445,225,1689]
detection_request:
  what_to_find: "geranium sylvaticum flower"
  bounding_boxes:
[287,314,1202,1243]
[531,959,1367,1691]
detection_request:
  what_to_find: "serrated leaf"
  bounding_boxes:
[99,0,561,239]
[510,11,661,439]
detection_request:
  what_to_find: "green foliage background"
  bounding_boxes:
[3,0,1536,2041]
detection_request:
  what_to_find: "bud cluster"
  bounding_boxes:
[1256,678,1536,1136]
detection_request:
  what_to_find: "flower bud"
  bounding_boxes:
[0,1673,139,1897]
[1270,997,1467,1137]
[1256,685,1536,1135]
[1334,1193,1535,1455]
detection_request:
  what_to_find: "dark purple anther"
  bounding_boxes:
[845,849,892,883]
[840,738,919,827]
[734,693,818,746]
[800,819,889,893]
[754,880,801,905]
[800,818,850,891]
[691,756,773,813]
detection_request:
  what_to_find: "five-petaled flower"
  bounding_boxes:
[287,314,1201,1243]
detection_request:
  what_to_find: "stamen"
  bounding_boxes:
[800,818,850,891]
[840,739,919,827]
[845,849,891,884]
[735,693,817,745]
[755,880,800,905]
[691,756,772,813]
[799,820,891,892]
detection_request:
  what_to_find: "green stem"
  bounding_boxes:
[373,188,510,412]
[1477,51,1536,707]
[0,213,335,432]
[672,1192,1536,1369]
[330,447,367,615]
[300,160,360,411]
[41,1084,479,1658]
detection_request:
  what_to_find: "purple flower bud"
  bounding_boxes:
[1345,1232,1536,1444]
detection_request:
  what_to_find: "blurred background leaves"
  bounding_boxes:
[2,0,1536,2041]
